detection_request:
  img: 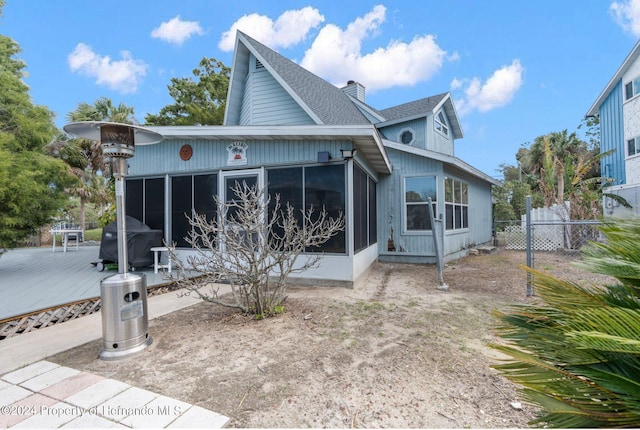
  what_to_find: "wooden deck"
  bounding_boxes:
[0,245,173,320]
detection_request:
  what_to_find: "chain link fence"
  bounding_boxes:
[494,209,603,296]
[493,219,603,253]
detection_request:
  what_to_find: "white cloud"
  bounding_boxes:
[218,5,452,92]
[219,6,325,51]
[610,0,640,36]
[450,77,464,91]
[452,60,524,116]
[300,5,449,91]
[67,43,147,94]
[151,16,204,46]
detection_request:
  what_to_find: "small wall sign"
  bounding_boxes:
[227,141,248,166]
[179,144,193,161]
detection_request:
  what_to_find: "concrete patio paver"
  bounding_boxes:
[20,366,80,392]
[0,361,229,428]
[0,385,31,408]
[39,372,105,401]
[121,395,191,428]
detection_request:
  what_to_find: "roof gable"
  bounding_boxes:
[225,31,370,126]
[587,39,640,117]
[378,93,463,139]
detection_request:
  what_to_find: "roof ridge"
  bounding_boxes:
[379,92,449,113]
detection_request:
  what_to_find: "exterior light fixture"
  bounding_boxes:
[340,148,358,159]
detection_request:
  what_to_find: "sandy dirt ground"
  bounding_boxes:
[49,249,612,428]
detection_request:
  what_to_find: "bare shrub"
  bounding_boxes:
[168,181,344,318]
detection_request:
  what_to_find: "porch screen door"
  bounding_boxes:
[220,169,263,248]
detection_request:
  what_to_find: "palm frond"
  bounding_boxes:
[567,307,640,342]
[603,192,633,208]
[523,266,606,309]
[491,217,640,427]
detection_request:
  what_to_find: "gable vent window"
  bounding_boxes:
[255,59,264,69]
[398,128,415,145]
[435,111,449,136]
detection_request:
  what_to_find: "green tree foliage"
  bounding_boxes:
[491,218,640,427]
[492,178,534,221]
[144,57,230,126]
[0,23,74,250]
[52,97,137,228]
[0,142,74,248]
[67,97,137,124]
[495,121,612,221]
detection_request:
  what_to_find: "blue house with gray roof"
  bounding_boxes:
[127,31,499,286]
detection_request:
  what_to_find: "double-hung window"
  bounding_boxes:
[405,176,437,231]
[445,177,468,230]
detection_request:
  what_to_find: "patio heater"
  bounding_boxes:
[63,121,163,360]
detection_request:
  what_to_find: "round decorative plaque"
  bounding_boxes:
[179,144,193,161]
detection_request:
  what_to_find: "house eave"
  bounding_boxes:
[383,139,500,186]
[587,39,640,118]
[376,113,426,128]
[145,125,392,174]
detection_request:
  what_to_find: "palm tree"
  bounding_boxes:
[67,97,137,124]
[49,98,137,229]
[521,130,586,177]
[491,217,640,428]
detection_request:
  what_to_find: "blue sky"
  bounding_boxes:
[2,1,640,178]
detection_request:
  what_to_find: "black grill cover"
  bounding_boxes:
[99,216,164,268]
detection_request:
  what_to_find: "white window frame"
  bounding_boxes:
[444,177,469,231]
[434,110,449,136]
[625,76,640,101]
[403,175,437,234]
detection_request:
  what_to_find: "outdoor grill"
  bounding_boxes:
[63,121,163,360]
[99,216,163,270]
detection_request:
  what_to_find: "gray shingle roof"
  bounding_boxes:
[239,32,370,125]
[378,93,448,121]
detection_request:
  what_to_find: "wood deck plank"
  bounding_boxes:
[0,246,173,319]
